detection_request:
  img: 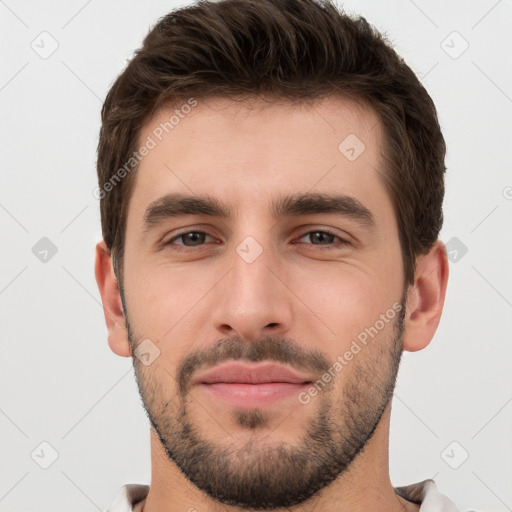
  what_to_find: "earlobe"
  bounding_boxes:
[94,240,132,358]
[402,240,449,352]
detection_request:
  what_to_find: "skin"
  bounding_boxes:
[95,95,449,512]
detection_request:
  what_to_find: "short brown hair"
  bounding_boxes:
[96,0,446,290]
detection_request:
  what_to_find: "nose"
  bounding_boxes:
[211,240,293,342]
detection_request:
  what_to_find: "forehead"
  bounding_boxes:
[127,94,393,229]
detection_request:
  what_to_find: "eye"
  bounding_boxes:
[166,231,215,248]
[163,228,351,253]
[296,230,350,248]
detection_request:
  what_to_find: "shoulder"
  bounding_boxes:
[395,479,459,511]
[104,483,150,512]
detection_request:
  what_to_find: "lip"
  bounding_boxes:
[192,362,314,409]
[192,362,314,385]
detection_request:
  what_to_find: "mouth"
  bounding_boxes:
[200,382,312,408]
[192,362,314,408]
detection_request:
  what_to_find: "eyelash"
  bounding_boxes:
[164,229,351,252]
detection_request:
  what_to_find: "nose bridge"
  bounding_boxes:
[233,234,275,301]
[212,229,292,339]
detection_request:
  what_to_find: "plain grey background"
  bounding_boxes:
[1,1,511,511]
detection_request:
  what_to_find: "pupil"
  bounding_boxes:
[185,232,203,246]
[313,232,330,244]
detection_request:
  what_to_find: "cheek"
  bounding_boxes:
[289,262,398,340]
[125,262,219,341]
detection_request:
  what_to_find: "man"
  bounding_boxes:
[94,0,457,510]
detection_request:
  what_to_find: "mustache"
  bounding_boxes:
[176,335,332,396]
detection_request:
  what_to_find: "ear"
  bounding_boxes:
[94,239,132,358]
[402,240,449,352]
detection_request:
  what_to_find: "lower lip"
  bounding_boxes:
[199,382,309,408]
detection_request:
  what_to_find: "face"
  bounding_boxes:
[120,96,407,509]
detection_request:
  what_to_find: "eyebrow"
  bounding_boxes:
[142,192,376,232]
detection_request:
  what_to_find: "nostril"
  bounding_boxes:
[266,323,278,328]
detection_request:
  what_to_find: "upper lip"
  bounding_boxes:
[192,362,314,385]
